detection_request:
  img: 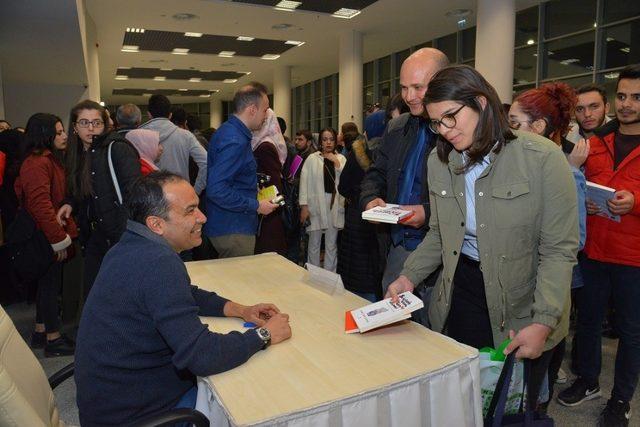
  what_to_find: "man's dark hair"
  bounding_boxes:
[617,64,640,91]
[186,114,202,132]
[576,83,608,105]
[295,129,313,142]
[116,103,142,128]
[127,171,184,224]
[385,93,409,122]
[277,116,287,134]
[232,82,268,114]
[170,107,187,126]
[0,120,11,128]
[148,95,172,118]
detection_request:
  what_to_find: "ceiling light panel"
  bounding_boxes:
[184,32,203,37]
[116,67,246,82]
[261,54,280,60]
[218,51,236,57]
[332,8,361,19]
[274,1,301,10]
[113,88,214,97]
[237,36,255,41]
[172,48,190,55]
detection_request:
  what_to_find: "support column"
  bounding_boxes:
[339,30,363,130]
[273,65,291,138]
[475,0,515,103]
[209,99,223,129]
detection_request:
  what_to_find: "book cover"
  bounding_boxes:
[288,155,303,179]
[362,204,414,224]
[345,291,423,333]
[258,185,279,202]
[586,181,621,222]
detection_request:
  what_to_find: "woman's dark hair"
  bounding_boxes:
[424,65,515,170]
[65,99,109,198]
[22,113,64,162]
[318,127,338,152]
[514,82,576,145]
[340,122,359,151]
[385,93,409,122]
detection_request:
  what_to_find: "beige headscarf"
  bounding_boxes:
[250,108,288,166]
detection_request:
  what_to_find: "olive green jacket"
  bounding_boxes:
[401,131,579,351]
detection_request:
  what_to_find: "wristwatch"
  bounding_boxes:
[256,327,271,349]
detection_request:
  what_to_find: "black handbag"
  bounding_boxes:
[484,351,554,427]
[1,208,53,282]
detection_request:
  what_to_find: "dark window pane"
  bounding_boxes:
[545,0,596,38]
[295,103,301,121]
[378,55,391,81]
[603,1,640,24]
[415,41,433,50]
[599,71,622,111]
[314,99,322,119]
[200,102,210,113]
[378,81,391,107]
[313,119,321,133]
[516,6,539,47]
[395,49,410,74]
[324,96,333,117]
[436,33,457,63]
[364,85,374,107]
[295,86,302,100]
[513,83,536,98]
[461,27,476,61]
[602,21,640,70]
[303,102,311,123]
[314,80,322,99]
[364,62,374,86]
[324,117,333,130]
[544,31,595,79]
[324,76,333,94]
[514,46,537,84]
[394,78,400,94]
[303,84,310,99]
[552,75,593,88]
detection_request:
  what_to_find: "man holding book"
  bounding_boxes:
[558,64,640,427]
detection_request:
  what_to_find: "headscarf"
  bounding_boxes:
[125,129,160,170]
[250,108,287,166]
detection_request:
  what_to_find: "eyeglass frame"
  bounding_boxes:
[428,105,466,134]
[75,119,105,128]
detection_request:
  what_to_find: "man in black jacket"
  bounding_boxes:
[360,48,448,305]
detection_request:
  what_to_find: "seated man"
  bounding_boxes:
[75,171,291,426]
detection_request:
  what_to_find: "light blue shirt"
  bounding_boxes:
[461,153,492,261]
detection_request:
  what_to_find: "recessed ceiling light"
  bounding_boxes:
[605,72,619,79]
[332,8,361,19]
[606,37,615,42]
[223,79,238,83]
[261,54,280,60]
[115,75,129,80]
[285,40,305,46]
[237,36,255,41]
[126,28,145,33]
[99,101,106,106]
[560,58,580,65]
[160,68,173,71]
[199,94,211,98]
[218,51,236,57]
[241,71,252,75]
[172,48,190,55]
[184,32,203,37]
[121,45,139,52]
[189,77,202,82]
[274,1,301,11]
[527,39,535,45]
[179,88,188,91]
[153,76,166,81]
[620,47,630,53]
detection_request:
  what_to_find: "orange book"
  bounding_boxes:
[345,311,359,334]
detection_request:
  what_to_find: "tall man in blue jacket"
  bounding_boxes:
[75,172,291,426]
[205,82,278,257]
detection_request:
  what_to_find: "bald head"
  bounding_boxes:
[400,48,449,116]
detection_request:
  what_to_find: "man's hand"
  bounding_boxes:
[504,323,552,359]
[586,198,601,215]
[56,204,72,226]
[607,190,635,216]
[399,204,426,228]
[241,303,281,327]
[384,275,416,303]
[300,205,310,224]
[263,313,292,345]
[567,138,590,169]
[257,199,278,216]
[365,198,386,211]
[322,152,341,168]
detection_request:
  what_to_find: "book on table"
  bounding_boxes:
[361,203,414,224]
[345,291,424,333]
[586,181,621,223]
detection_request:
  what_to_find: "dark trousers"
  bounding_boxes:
[447,254,553,404]
[82,230,110,302]
[35,261,63,332]
[576,256,640,402]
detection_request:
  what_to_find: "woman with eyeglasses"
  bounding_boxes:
[15,113,78,356]
[59,100,141,300]
[386,65,579,405]
[299,127,346,272]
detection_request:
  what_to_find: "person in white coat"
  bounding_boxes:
[299,127,346,272]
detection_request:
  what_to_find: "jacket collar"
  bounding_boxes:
[125,220,175,251]
[594,118,619,138]
[402,114,427,137]
[228,115,253,140]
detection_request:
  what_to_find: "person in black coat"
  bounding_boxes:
[60,100,140,301]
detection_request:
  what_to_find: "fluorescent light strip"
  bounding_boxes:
[115,75,129,80]
[189,78,202,82]
[285,40,305,46]
[237,36,255,41]
[200,94,211,98]
[179,88,188,91]
[121,45,139,52]
[172,48,190,55]
[218,51,236,57]
[184,32,203,37]
[126,28,145,33]
[332,8,361,19]
[261,54,280,60]
[274,1,301,10]
[223,79,238,83]
[153,76,166,81]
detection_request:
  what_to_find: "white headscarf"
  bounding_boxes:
[125,129,160,169]
[250,108,288,166]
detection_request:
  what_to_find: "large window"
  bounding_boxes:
[292,74,338,135]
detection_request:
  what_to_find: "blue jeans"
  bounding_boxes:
[576,256,640,402]
[173,386,197,427]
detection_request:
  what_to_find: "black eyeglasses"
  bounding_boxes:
[75,119,104,128]
[428,105,465,134]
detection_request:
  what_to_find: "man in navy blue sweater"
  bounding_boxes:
[75,171,292,426]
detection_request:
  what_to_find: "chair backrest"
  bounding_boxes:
[0,304,63,426]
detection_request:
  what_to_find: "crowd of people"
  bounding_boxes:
[0,47,638,427]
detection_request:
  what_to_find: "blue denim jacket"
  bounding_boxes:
[204,116,259,237]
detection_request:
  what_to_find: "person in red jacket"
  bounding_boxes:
[14,113,78,357]
[558,64,640,427]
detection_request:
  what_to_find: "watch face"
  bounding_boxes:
[259,328,270,340]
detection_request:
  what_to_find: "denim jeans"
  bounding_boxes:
[576,256,640,402]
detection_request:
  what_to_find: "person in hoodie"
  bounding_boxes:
[139,95,208,196]
[125,129,163,176]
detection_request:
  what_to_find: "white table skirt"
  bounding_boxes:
[196,354,482,427]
